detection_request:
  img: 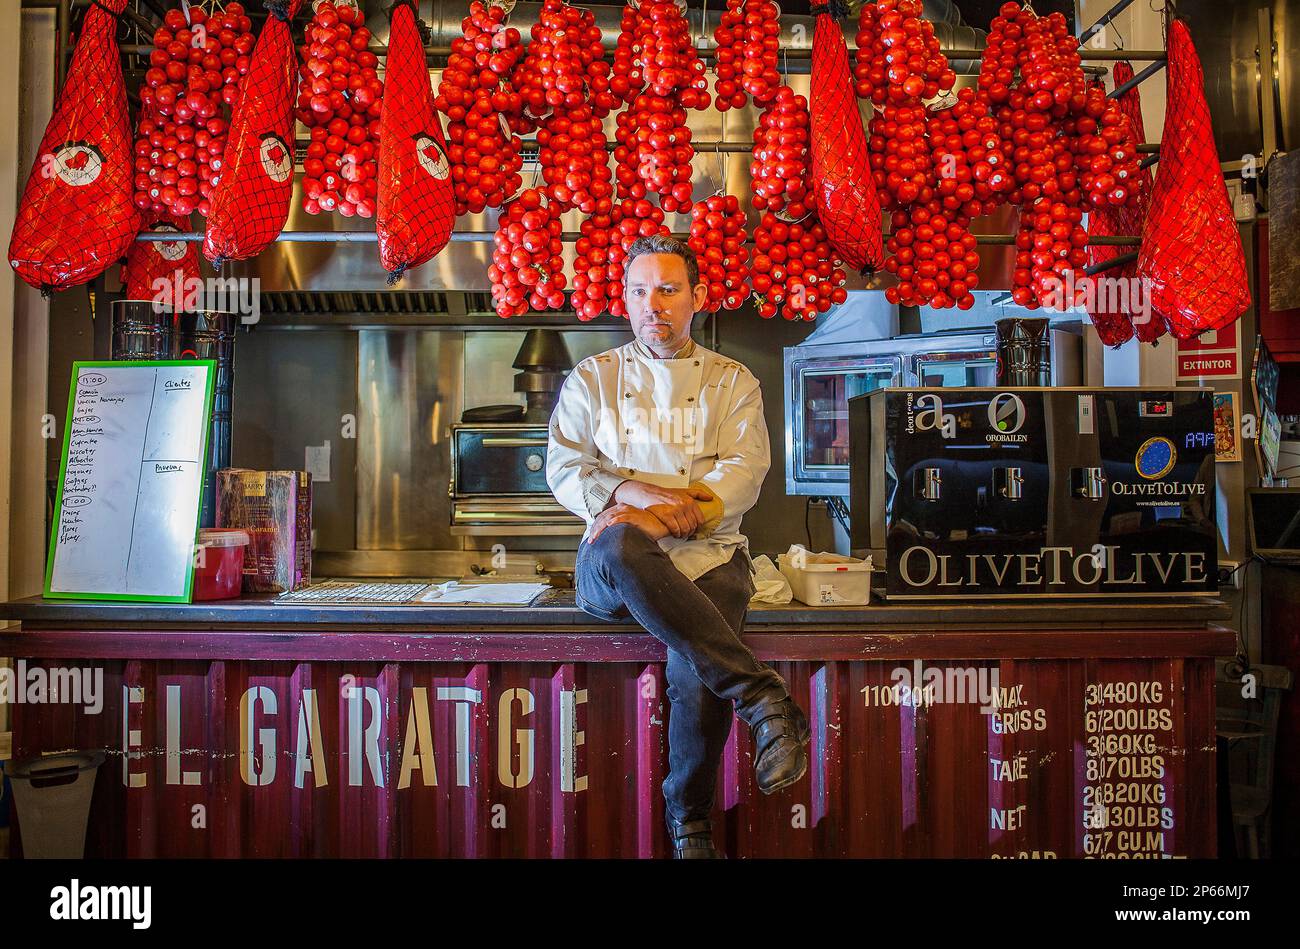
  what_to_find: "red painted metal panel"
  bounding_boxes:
[7,651,1221,858]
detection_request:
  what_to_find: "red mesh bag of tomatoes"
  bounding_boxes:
[808,1,883,273]
[9,0,139,293]
[1138,19,1250,340]
[121,212,201,306]
[296,0,382,217]
[203,0,306,266]
[376,0,456,283]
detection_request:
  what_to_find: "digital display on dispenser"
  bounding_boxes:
[1138,400,1173,417]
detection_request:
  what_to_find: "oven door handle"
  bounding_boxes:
[479,437,548,447]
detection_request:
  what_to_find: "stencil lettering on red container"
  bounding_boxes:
[985,669,1059,859]
[1081,677,1179,858]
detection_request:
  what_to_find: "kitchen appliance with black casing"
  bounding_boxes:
[449,329,583,536]
[449,424,584,536]
[850,388,1218,599]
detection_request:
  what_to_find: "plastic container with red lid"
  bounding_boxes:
[193,528,250,601]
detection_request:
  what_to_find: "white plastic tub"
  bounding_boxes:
[777,547,874,606]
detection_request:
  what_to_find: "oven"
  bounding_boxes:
[449,423,585,535]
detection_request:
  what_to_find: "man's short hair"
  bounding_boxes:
[622,235,700,289]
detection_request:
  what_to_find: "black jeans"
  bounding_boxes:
[574,523,790,823]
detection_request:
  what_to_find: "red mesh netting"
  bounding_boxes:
[375,0,456,283]
[8,0,140,293]
[1085,213,1137,346]
[809,7,883,273]
[1137,19,1250,340]
[202,0,305,266]
[122,212,200,304]
[1085,63,1155,346]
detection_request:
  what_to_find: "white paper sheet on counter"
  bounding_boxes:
[416,581,551,606]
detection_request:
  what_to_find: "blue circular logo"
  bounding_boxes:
[1135,437,1177,480]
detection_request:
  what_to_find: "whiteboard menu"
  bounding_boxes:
[45,361,216,601]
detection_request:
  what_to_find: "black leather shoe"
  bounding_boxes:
[751,699,811,795]
[666,817,723,859]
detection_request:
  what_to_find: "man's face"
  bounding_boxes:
[625,252,709,355]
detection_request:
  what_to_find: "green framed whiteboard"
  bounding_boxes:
[44,360,217,602]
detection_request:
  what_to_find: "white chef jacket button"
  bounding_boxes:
[679,467,686,475]
[686,396,694,402]
[693,360,700,366]
[624,392,631,398]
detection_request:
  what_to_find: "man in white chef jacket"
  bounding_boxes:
[547,235,810,859]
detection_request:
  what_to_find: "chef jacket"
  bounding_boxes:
[546,337,772,582]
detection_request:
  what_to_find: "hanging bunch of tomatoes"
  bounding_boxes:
[854,0,955,105]
[1071,83,1144,210]
[594,0,687,321]
[491,0,621,317]
[976,3,1145,309]
[867,101,932,210]
[296,0,383,217]
[521,0,616,214]
[743,63,846,321]
[857,0,981,309]
[133,1,254,217]
[489,187,567,317]
[687,193,751,312]
[712,0,782,111]
[612,0,708,215]
[609,1,644,106]
[749,85,812,217]
[926,88,1012,221]
[512,0,615,125]
[572,206,620,321]
[433,0,525,216]
[749,210,848,321]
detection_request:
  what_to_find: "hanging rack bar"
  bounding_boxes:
[117,3,156,34]
[1083,250,1140,276]
[116,43,1164,63]
[291,138,760,155]
[1078,0,1140,46]
[136,231,1145,246]
[135,0,169,20]
[1109,58,1167,99]
[288,139,1165,159]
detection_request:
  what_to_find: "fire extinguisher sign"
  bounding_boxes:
[1175,321,1241,380]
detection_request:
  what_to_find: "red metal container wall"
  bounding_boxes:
[8,656,1217,858]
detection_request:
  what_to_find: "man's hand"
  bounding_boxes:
[613,481,717,538]
[588,503,672,544]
